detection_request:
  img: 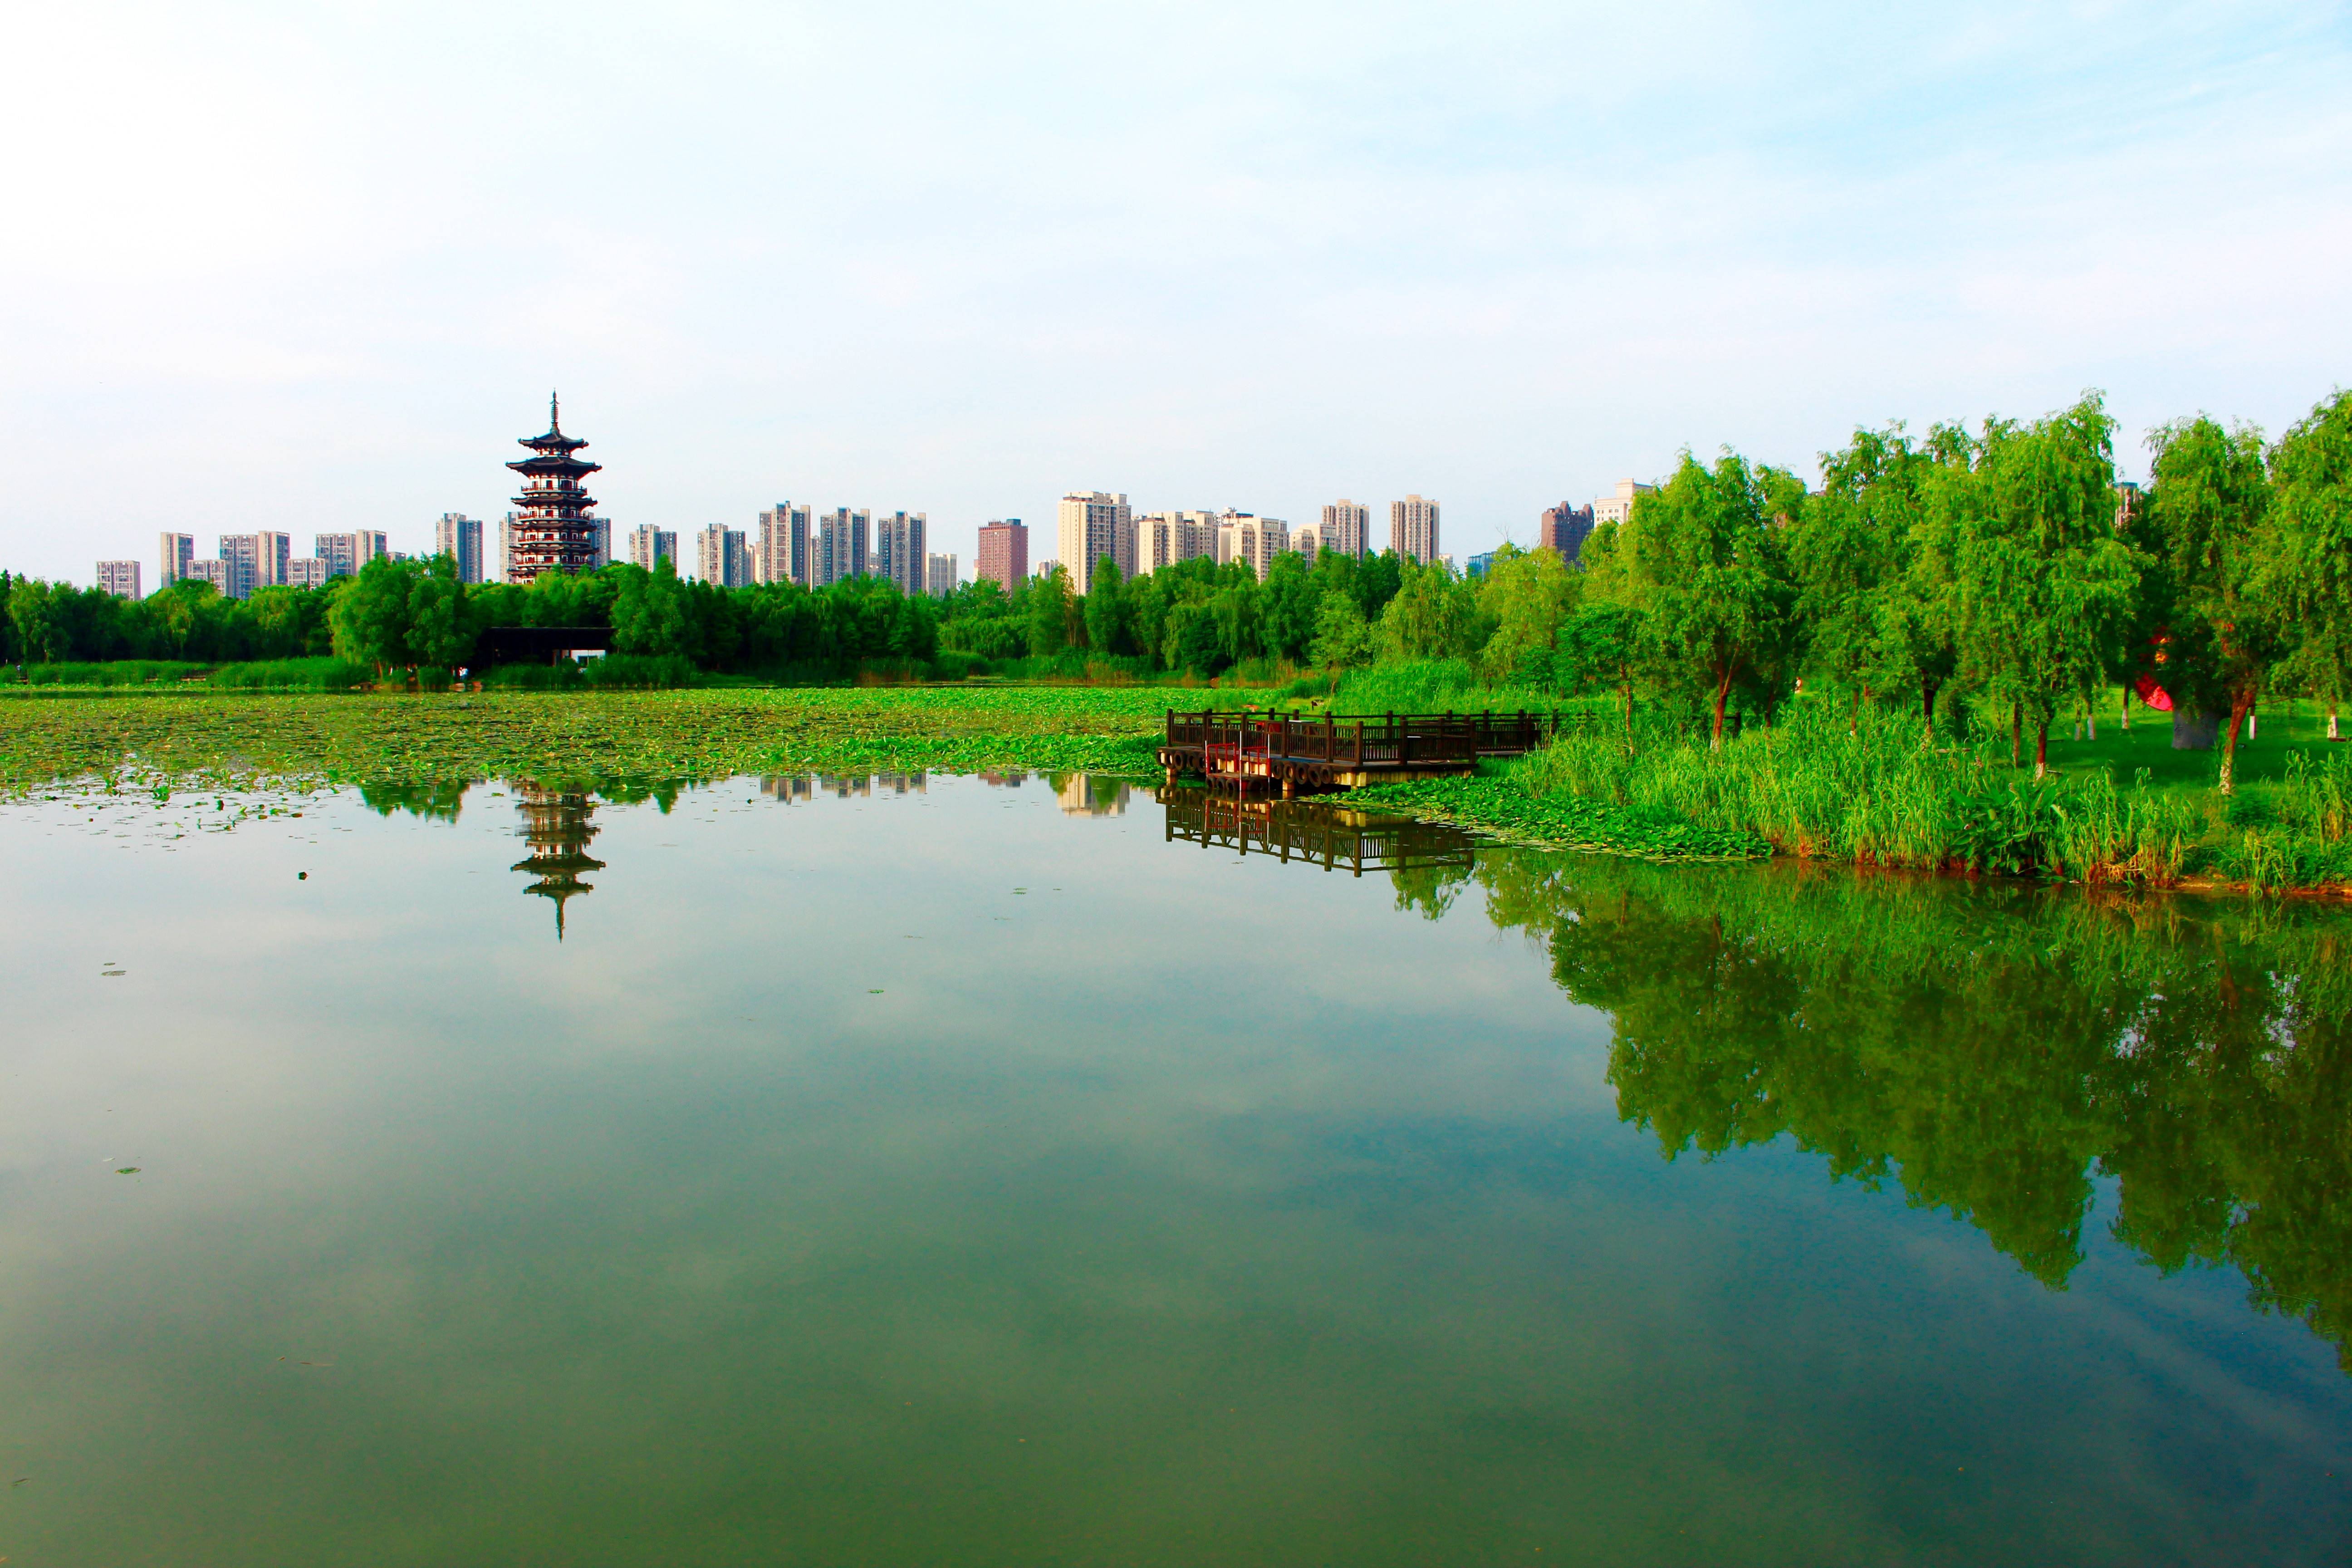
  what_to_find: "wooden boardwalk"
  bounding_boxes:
[1158,709,1553,796]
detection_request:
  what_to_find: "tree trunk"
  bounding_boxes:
[1620,679,1633,745]
[2034,719,2049,781]
[1850,684,1861,736]
[2219,686,2255,795]
[1710,671,1733,751]
[1921,679,1939,745]
[2011,704,2022,768]
[2120,684,2130,730]
[2331,703,2341,741]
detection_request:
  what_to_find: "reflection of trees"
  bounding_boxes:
[1449,852,2352,1366]
[510,783,606,937]
[357,779,469,821]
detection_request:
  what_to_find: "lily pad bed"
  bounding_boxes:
[1349,775,1772,863]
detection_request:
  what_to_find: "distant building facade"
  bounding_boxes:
[1320,500,1371,558]
[758,503,809,588]
[817,508,870,586]
[160,532,196,588]
[1133,510,1217,574]
[627,524,678,572]
[1057,491,1132,595]
[874,511,928,597]
[181,559,230,594]
[98,560,142,598]
[1591,479,1656,527]
[436,513,485,583]
[316,531,387,580]
[926,552,958,597]
[286,557,329,588]
[1540,501,1597,564]
[1215,512,1289,579]
[976,520,1028,590]
[1391,495,1440,563]
[696,524,750,587]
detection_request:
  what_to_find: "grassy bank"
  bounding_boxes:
[1364,700,2352,893]
[0,686,1172,794]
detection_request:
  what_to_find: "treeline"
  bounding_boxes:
[7,388,2348,782]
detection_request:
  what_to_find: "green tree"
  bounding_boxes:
[1083,557,1127,656]
[610,557,698,659]
[1376,558,1483,662]
[1800,426,1923,726]
[2145,416,2284,794]
[1616,451,1802,749]
[1474,544,1579,687]
[1027,564,1073,657]
[329,557,416,674]
[1949,394,2140,776]
[2269,390,2352,741]
[1308,591,1376,690]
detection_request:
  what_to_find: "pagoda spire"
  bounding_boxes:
[549,389,561,434]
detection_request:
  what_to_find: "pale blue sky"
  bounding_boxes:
[2,1,2347,582]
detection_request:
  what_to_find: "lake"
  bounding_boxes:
[3,771,2348,1565]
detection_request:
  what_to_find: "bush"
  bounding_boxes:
[581,653,694,689]
[207,657,371,691]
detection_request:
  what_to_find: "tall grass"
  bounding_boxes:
[1504,700,2218,884]
[1328,658,1581,718]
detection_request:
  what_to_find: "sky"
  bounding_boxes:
[2,0,2348,584]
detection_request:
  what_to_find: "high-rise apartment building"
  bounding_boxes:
[1590,479,1656,526]
[217,535,260,600]
[1390,495,1440,563]
[627,524,678,572]
[1130,511,1216,575]
[1057,491,1132,595]
[1215,512,1289,579]
[181,559,230,594]
[696,524,750,587]
[976,520,1028,590]
[436,513,485,583]
[874,511,928,597]
[315,532,387,580]
[97,561,142,598]
[925,553,958,597]
[160,533,195,588]
[757,503,809,588]
[1290,519,1331,559]
[1539,501,1597,564]
[817,508,870,586]
[286,558,329,588]
[1319,500,1371,558]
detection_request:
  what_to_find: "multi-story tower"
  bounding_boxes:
[1132,514,1171,576]
[696,524,750,587]
[1291,519,1331,559]
[874,511,927,596]
[98,561,142,598]
[286,558,329,588]
[817,508,870,586]
[505,393,603,583]
[1391,495,1440,563]
[1320,500,1370,558]
[160,533,195,588]
[925,553,958,596]
[436,514,484,583]
[1590,480,1655,526]
[1539,501,1597,564]
[181,559,230,594]
[1057,491,1132,595]
[976,520,1028,590]
[254,531,291,590]
[626,525,677,571]
[217,535,260,600]
[1215,512,1289,579]
[758,503,809,588]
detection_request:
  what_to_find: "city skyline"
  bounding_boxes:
[6,5,2343,585]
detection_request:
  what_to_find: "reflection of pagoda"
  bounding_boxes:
[505,392,603,583]
[511,785,606,937]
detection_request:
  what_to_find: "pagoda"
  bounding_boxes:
[505,392,603,582]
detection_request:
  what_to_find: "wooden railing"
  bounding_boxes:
[1163,709,1555,770]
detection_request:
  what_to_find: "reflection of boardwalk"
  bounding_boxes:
[511,785,605,937]
[1158,786,1474,876]
[1160,709,1553,796]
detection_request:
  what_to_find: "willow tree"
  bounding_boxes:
[1798,424,1930,728]
[1617,451,1802,749]
[2269,390,2352,740]
[2146,416,2283,794]
[1949,393,2139,777]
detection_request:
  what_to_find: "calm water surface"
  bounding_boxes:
[2,772,2348,1565]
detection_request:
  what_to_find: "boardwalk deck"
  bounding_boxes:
[1158,708,1553,796]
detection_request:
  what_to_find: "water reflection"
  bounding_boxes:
[510,784,605,936]
[1159,784,1475,878]
[1437,850,2352,1366]
[1056,773,1130,816]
